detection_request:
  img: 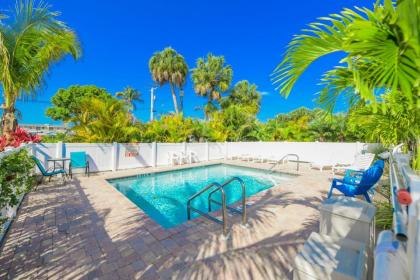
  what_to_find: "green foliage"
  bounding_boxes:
[141,114,198,143]
[149,47,188,114]
[207,105,259,142]
[0,0,80,139]
[220,80,262,114]
[273,0,419,111]
[348,94,420,147]
[0,149,35,212]
[46,85,112,122]
[71,97,141,143]
[191,54,233,118]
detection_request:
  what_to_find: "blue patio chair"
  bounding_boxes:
[69,152,90,178]
[328,160,385,203]
[32,156,66,182]
[343,159,385,184]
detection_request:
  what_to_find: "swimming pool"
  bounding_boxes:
[107,164,291,228]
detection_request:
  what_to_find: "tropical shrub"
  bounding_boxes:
[0,149,35,225]
[71,97,141,143]
[141,115,198,143]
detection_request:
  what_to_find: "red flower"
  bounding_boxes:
[0,127,41,151]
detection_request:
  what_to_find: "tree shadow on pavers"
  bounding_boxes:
[166,189,324,279]
[0,178,122,279]
[173,216,320,280]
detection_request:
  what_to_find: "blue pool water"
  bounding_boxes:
[107,164,291,228]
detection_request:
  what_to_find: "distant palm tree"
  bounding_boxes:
[0,0,80,142]
[191,54,233,119]
[220,80,261,114]
[149,47,188,114]
[116,86,143,111]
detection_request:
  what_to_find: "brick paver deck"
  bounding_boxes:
[0,161,332,279]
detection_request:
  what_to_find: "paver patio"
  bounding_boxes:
[0,161,332,279]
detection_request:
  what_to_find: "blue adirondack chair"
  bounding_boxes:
[69,152,90,178]
[328,160,385,203]
[343,159,385,184]
[32,156,66,182]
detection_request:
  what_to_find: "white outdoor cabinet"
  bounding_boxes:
[319,197,376,278]
[293,232,367,280]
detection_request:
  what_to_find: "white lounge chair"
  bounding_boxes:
[310,155,337,172]
[332,152,375,176]
[187,151,199,163]
[168,151,189,165]
[168,152,180,165]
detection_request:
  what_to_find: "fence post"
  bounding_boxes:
[205,142,209,161]
[224,141,228,160]
[111,142,118,171]
[56,141,63,158]
[152,142,157,167]
[183,142,187,154]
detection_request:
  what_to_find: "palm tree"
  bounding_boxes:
[116,86,143,111]
[191,53,233,119]
[272,0,419,112]
[0,0,80,142]
[220,80,262,114]
[149,47,188,114]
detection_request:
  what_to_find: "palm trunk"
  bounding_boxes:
[1,104,17,144]
[169,82,179,114]
[179,89,184,114]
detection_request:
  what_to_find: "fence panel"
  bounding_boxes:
[209,143,225,160]
[64,143,113,172]
[117,143,152,170]
[186,143,207,162]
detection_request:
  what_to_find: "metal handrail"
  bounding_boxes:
[208,177,247,225]
[270,153,300,172]
[187,182,228,235]
[389,145,409,241]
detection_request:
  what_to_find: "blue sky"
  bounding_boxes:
[1,0,374,124]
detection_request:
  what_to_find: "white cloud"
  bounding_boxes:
[260,91,271,96]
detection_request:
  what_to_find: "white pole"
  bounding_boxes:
[150,87,157,122]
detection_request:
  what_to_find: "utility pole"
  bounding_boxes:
[150,87,157,121]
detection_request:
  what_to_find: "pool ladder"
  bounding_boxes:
[186,177,246,236]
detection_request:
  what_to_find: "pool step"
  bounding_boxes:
[187,177,247,236]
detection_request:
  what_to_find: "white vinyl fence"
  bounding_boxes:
[32,141,377,173]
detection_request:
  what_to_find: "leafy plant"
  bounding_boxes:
[0,149,35,219]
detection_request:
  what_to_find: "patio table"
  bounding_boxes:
[47,157,70,172]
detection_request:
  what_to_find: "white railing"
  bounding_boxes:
[374,146,420,280]
[31,141,377,173]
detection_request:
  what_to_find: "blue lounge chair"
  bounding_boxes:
[328,160,385,203]
[69,152,90,178]
[32,156,66,182]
